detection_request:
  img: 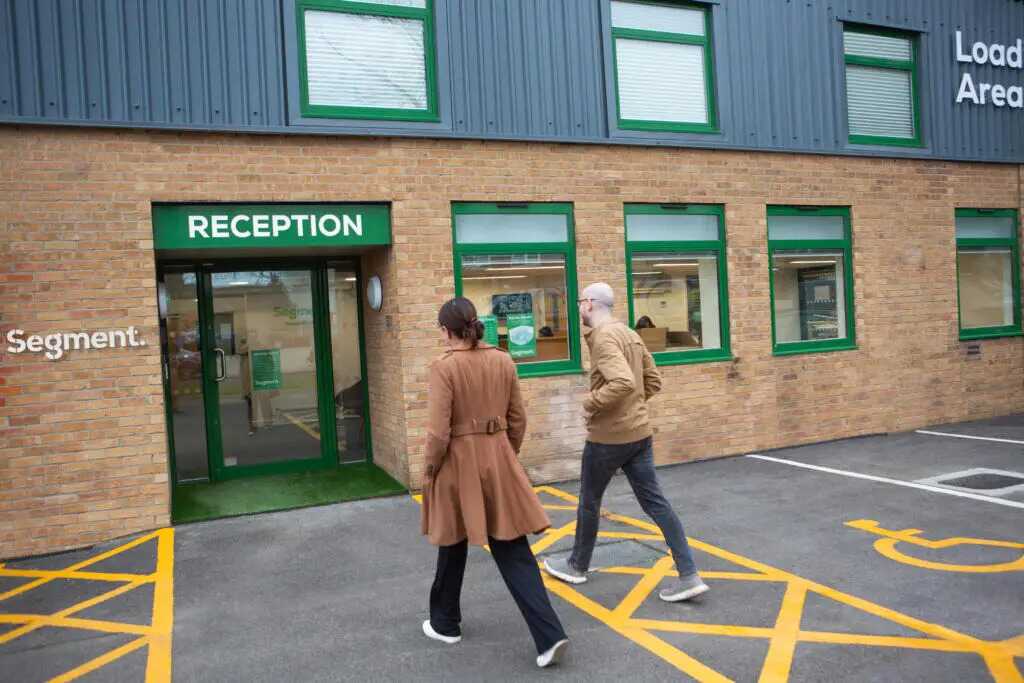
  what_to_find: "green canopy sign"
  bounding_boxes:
[152,203,391,250]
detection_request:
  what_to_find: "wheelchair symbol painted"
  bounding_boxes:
[846,519,1024,573]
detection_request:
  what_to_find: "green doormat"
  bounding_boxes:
[172,463,407,524]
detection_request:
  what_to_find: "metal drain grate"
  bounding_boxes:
[937,473,1024,490]
[917,468,1024,496]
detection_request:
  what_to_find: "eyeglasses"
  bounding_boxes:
[576,298,596,305]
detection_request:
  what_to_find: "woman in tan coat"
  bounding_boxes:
[420,297,569,668]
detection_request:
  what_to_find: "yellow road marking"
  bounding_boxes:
[526,486,1022,682]
[758,581,807,683]
[283,411,321,441]
[0,528,175,683]
[48,636,150,683]
[846,519,1024,573]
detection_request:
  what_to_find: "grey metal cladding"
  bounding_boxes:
[0,0,1020,163]
[0,0,285,128]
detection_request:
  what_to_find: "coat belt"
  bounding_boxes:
[451,416,508,437]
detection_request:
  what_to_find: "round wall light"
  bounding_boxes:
[366,275,383,311]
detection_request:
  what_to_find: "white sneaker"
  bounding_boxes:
[543,557,587,585]
[658,574,709,602]
[536,638,569,668]
[422,619,461,644]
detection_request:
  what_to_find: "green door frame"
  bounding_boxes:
[159,258,373,484]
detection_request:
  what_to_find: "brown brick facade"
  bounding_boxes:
[1,126,1022,559]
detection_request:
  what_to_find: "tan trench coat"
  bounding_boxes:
[420,344,551,547]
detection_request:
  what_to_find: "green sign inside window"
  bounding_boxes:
[250,349,282,391]
[152,204,391,250]
[480,315,500,346]
[506,313,537,359]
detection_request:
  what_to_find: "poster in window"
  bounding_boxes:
[251,349,282,391]
[491,293,533,318]
[479,315,499,346]
[506,313,537,359]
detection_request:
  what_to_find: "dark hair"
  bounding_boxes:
[635,316,656,329]
[438,297,486,349]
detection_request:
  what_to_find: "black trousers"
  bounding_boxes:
[429,535,567,654]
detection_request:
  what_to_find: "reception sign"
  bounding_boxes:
[153,204,391,250]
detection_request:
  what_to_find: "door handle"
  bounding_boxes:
[214,347,227,382]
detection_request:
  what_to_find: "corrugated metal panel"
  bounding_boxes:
[446,0,606,139]
[0,0,285,128]
[0,0,1020,163]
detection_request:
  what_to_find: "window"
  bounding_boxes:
[452,203,581,377]
[624,204,730,364]
[768,207,856,355]
[956,209,1021,340]
[843,25,921,147]
[297,0,438,121]
[610,1,718,133]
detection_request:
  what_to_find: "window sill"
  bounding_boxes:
[517,363,584,379]
[848,135,923,149]
[652,351,733,367]
[300,105,440,123]
[959,329,1024,341]
[618,119,721,135]
[772,342,858,357]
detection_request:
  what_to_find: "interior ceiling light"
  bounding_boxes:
[463,275,528,280]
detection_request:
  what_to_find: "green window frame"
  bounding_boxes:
[624,204,731,365]
[451,203,582,378]
[767,206,857,356]
[610,0,719,134]
[843,24,922,148]
[955,208,1022,341]
[296,0,439,122]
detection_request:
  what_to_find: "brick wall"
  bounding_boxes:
[1,127,1021,558]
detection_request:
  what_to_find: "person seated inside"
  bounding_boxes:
[635,316,656,330]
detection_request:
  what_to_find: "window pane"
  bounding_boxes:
[958,248,1015,329]
[773,251,847,343]
[846,65,914,138]
[955,216,1015,240]
[328,268,366,464]
[305,10,427,110]
[454,213,568,244]
[631,252,721,353]
[616,38,708,124]
[625,213,718,242]
[844,31,912,61]
[359,0,426,7]
[461,254,570,363]
[767,215,845,241]
[611,1,705,36]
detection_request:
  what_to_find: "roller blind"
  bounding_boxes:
[844,29,916,140]
[304,9,428,111]
[616,39,708,124]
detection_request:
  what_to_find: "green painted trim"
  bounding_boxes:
[767,205,857,356]
[623,203,731,367]
[844,54,913,71]
[158,272,179,487]
[843,26,922,148]
[351,261,375,464]
[611,3,719,135]
[296,0,439,122]
[313,266,340,467]
[955,208,1022,338]
[198,270,223,480]
[451,202,582,378]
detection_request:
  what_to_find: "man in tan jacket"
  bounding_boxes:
[544,283,708,602]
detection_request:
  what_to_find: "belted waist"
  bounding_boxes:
[451,416,508,437]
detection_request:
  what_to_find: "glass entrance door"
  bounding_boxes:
[206,269,324,474]
[160,263,370,483]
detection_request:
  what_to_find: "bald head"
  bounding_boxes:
[583,282,615,311]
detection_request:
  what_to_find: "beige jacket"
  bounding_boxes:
[420,344,551,547]
[583,321,662,444]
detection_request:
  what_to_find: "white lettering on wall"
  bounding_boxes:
[183,213,367,241]
[6,327,146,361]
[954,31,1024,109]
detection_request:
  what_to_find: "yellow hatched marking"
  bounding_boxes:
[470,486,1023,682]
[283,411,321,441]
[0,528,175,683]
[48,636,150,683]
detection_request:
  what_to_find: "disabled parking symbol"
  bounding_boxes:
[846,519,1024,573]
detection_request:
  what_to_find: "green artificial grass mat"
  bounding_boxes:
[172,463,407,524]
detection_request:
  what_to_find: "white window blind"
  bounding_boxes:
[611,1,704,35]
[844,29,915,140]
[616,39,708,124]
[304,10,428,111]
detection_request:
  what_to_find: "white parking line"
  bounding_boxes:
[746,454,1024,510]
[915,429,1024,446]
